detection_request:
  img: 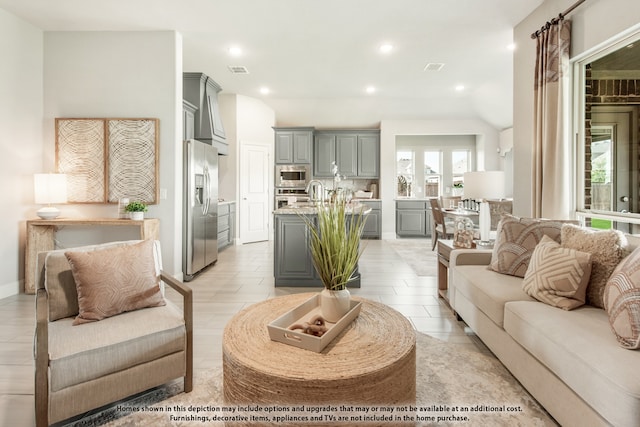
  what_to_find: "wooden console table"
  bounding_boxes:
[24,218,159,294]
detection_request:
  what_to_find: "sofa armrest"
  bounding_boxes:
[450,249,493,267]
[35,288,49,427]
[160,271,193,392]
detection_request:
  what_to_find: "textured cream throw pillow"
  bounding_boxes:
[604,247,640,350]
[561,224,627,309]
[65,239,165,325]
[490,214,576,278]
[522,235,592,310]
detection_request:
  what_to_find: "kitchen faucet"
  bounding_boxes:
[306,180,325,203]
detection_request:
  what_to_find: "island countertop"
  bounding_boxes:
[273,202,372,215]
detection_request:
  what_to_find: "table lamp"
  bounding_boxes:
[34,173,68,219]
[463,171,505,244]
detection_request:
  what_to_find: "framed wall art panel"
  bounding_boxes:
[55,119,107,203]
[107,118,159,204]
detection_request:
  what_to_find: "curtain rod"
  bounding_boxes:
[530,0,587,39]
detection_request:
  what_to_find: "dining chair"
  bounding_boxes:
[429,198,454,250]
[440,196,462,210]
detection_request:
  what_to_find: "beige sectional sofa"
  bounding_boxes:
[449,227,640,427]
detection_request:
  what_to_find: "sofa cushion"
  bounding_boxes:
[522,235,592,310]
[65,240,165,325]
[604,247,640,349]
[561,224,627,309]
[490,214,576,278]
[452,264,535,327]
[504,301,640,427]
[48,302,185,392]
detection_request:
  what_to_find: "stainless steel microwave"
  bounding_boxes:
[275,164,310,188]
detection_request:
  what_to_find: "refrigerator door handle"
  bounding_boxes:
[203,166,210,215]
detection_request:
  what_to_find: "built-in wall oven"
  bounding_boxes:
[275,187,310,209]
[275,164,310,188]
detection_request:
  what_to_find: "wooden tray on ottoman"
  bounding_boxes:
[267,294,361,352]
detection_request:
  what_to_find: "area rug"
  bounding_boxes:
[388,239,438,276]
[65,333,557,427]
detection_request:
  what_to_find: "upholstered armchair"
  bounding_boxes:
[34,240,192,426]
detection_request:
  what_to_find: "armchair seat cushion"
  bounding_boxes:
[48,302,186,393]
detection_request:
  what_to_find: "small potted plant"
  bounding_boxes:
[125,201,148,220]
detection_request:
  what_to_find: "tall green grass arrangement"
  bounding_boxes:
[302,199,367,291]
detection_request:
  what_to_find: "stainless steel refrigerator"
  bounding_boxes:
[183,139,218,281]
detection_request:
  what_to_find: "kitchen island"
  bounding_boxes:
[273,202,370,287]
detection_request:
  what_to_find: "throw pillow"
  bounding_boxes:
[561,224,627,309]
[65,239,165,325]
[490,214,577,277]
[522,235,592,310]
[604,247,640,350]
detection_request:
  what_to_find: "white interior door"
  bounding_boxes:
[239,141,270,243]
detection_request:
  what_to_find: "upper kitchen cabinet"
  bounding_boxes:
[183,72,228,155]
[182,100,197,141]
[274,127,313,164]
[313,130,379,178]
[357,132,380,178]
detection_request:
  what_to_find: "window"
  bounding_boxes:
[396,151,414,197]
[452,150,471,192]
[424,151,441,197]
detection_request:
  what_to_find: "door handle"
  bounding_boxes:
[620,196,630,202]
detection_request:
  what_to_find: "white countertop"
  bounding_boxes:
[274,202,372,215]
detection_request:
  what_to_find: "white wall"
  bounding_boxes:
[43,31,184,275]
[513,0,640,217]
[380,119,501,238]
[0,9,43,297]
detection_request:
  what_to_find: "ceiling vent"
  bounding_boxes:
[228,65,249,74]
[424,63,445,72]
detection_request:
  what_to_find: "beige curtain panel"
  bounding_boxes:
[532,19,572,219]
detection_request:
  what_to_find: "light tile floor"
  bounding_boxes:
[0,239,491,426]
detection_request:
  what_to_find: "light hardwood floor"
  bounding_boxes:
[0,239,490,427]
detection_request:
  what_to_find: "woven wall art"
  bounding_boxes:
[56,118,159,204]
[107,119,159,203]
[56,119,106,203]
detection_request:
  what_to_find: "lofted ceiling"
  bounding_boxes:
[0,0,545,129]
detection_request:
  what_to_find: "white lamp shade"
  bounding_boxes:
[463,171,505,200]
[34,174,68,204]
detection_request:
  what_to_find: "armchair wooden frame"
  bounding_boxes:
[35,267,193,427]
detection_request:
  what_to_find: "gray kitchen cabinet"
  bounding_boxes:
[183,100,196,141]
[218,202,235,250]
[183,72,228,155]
[360,200,381,239]
[396,200,432,237]
[357,133,380,178]
[274,127,313,164]
[313,130,380,178]
[313,133,336,177]
[274,214,319,286]
[274,212,361,287]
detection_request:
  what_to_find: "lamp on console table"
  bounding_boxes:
[34,173,67,219]
[463,171,505,245]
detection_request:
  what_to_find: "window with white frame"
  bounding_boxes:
[424,151,441,197]
[396,151,414,197]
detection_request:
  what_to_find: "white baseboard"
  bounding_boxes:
[0,280,20,300]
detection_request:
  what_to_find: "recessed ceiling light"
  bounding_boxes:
[455,85,465,92]
[260,87,270,95]
[507,43,516,51]
[228,46,243,56]
[366,86,376,94]
[379,44,393,54]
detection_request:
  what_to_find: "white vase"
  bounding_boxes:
[320,288,351,323]
[130,211,144,220]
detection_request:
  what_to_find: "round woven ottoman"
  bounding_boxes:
[223,293,416,407]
